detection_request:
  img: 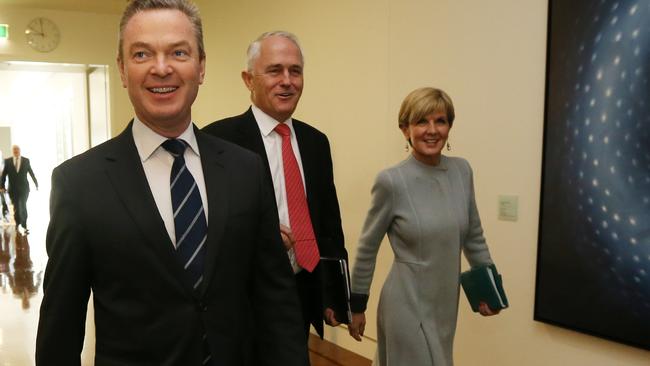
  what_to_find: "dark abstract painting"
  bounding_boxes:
[535,0,649,350]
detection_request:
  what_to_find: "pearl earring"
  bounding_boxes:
[446,142,451,151]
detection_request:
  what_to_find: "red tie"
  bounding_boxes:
[274,123,320,272]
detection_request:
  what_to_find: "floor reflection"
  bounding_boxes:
[4,231,43,310]
[0,222,44,366]
[0,190,95,366]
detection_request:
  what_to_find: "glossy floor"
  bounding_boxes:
[0,190,95,366]
[0,192,46,365]
[0,224,46,366]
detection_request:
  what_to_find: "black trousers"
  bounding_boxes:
[1,192,8,217]
[9,190,29,228]
[295,268,323,338]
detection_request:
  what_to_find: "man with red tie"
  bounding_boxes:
[203,31,347,338]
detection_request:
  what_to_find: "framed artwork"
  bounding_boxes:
[535,0,649,350]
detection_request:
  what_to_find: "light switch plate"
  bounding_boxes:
[498,195,518,222]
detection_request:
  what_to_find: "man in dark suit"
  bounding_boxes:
[35,2,307,365]
[1,145,38,234]
[203,31,347,339]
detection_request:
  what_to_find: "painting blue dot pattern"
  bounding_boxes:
[536,0,649,350]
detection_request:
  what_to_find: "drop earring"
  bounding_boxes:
[446,141,451,151]
[405,141,409,152]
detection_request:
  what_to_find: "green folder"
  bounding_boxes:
[460,264,509,313]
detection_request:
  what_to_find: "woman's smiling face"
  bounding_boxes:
[401,111,451,166]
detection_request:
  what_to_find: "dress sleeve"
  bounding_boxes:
[350,170,394,312]
[461,160,493,267]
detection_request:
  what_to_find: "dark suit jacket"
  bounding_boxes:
[1,156,38,195]
[36,123,308,366]
[203,108,347,337]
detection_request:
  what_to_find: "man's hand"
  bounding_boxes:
[279,224,295,251]
[348,312,365,341]
[478,301,500,316]
[324,307,340,327]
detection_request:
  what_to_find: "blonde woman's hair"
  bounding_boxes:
[398,87,455,128]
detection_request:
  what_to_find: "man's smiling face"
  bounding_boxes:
[118,8,205,136]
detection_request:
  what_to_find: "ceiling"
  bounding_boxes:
[0,0,127,14]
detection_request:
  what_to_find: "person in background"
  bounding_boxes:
[348,87,500,365]
[0,152,9,221]
[1,145,38,235]
[35,1,307,365]
[203,31,347,339]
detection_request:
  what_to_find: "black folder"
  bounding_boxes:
[320,257,352,324]
[460,264,509,313]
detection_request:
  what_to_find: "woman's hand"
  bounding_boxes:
[348,312,366,341]
[478,301,500,316]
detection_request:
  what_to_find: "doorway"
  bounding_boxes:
[0,60,110,365]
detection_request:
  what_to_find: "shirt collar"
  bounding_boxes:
[251,104,295,137]
[132,117,200,162]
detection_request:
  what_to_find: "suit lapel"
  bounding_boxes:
[236,109,273,181]
[195,129,228,296]
[103,123,194,298]
[292,122,324,233]
[293,122,317,196]
[7,158,16,173]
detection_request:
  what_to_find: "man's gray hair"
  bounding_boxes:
[246,31,304,71]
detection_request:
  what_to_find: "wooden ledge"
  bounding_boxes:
[308,334,372,366]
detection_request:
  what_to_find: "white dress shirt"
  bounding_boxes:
[251,105,305,273]
[131,117,208,247]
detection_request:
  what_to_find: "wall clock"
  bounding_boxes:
[25,17,60,52]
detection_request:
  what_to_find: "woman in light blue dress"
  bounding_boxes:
[348,87,500,365]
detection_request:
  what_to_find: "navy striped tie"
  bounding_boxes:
[162,139,207,289]
[161,139,212,365]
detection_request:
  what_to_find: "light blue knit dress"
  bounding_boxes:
[351,155,494,366]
